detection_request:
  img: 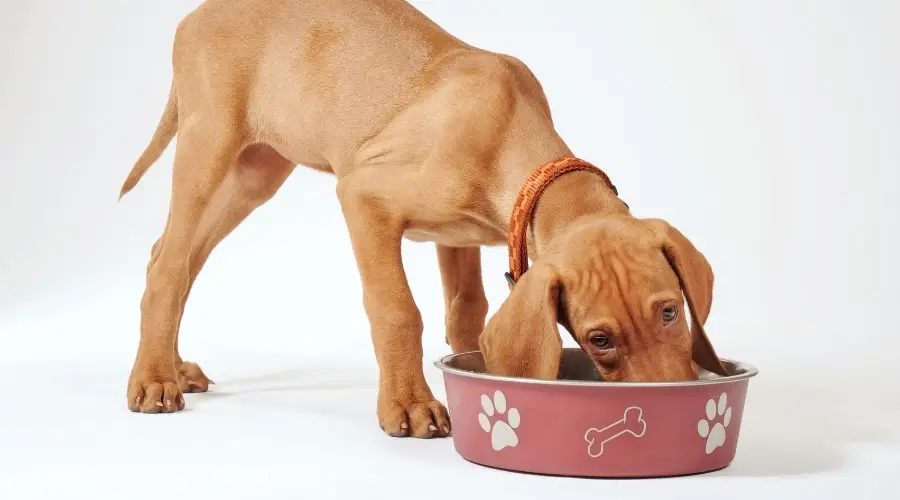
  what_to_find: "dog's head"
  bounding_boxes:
[479,216,727,382]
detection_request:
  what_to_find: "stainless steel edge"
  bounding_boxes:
[433,348,759,388]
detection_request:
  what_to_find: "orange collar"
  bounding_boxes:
[505,157,620,289]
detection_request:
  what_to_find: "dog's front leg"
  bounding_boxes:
[437,245,488,354]
[337,170,451,439]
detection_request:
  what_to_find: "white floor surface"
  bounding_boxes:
[1,288,897,500]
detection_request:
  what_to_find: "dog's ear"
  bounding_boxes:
[479,261,563,380]
[650,219,729,376]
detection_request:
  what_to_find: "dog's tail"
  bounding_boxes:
[118,83,178,200]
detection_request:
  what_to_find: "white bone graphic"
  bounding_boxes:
[584,406,647,458]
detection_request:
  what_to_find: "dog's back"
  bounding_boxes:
[169,0,477,169]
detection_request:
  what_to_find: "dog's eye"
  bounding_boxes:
[662,305,678,324]
[589,334,612,350]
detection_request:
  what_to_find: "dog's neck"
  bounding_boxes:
[527,169,628,258]
[497,143,629,262]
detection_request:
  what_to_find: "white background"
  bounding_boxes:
[1,0,898,498]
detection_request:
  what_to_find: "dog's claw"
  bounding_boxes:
[127,374,185,414]
[389,425,408,438]
[177,361,212,394]
[378,397,451,439]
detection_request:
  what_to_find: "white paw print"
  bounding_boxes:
[477,390,521,451]
[697,392,732,454]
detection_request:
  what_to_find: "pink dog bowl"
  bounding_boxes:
[435,348,758,478]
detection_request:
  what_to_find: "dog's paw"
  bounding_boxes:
[377,392,451,439]
[127,368,185,414]
[177,361,213,393]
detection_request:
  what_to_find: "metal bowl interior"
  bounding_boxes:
[435,347,758,387]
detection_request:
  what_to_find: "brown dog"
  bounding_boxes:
[119,0,728,439]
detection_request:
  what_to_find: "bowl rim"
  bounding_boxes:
[433,349,759,388]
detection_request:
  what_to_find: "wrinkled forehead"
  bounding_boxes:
[562,244,676,294]
[553,222,682,315]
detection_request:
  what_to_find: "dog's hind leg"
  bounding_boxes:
[436,245,488,354]
[127,111,245,414]
[143,144,296,396]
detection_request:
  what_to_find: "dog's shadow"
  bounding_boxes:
[187,366,378,423]
[717,370,899,477]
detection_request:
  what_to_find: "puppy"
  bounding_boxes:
[119,0,727,439]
